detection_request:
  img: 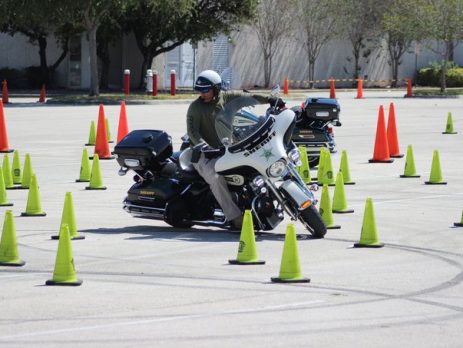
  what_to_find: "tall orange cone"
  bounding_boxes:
[0,100,13,153]
[0,210,25,266]
[86,154,107,190]
[369,105,394,163]
[21,174,46,216]
[93,104,114,159]
[355,78,364,99]
[228,210,265,265]
[117,100,129,143]
[387,102,403,158]
[2,80,9,104]
[354,198,384,248]
[46,224,82,286]
[85,120,96,146]
[271,223,310,283]
[329,78,336,99]
[38,84,46,103]
[52,192,85,240]
[0,169,13,206]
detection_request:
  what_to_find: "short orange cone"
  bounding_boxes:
[38,84,46,103]
[0,210,25,266]
[93,104,114,159]
[355,78,364,99]
[329,78,336,99]
[369,105,394,163]
[0,100,13,153]
[117,100,129,143]
[228,210,265,265]
[387,102,403,158]
[46,224,82,286]
[271,223,310,283]
[2,80,9,104]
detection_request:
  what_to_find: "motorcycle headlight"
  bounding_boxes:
[267,159,288,178]
[288,148,302,166]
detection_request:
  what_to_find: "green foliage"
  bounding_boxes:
[417,63,463,87]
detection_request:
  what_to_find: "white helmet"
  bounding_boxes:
[194,70,222,94]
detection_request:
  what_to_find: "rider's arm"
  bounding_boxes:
[186,102,202,146]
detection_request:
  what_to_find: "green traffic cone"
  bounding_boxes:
[85,120,96,146]
[271,223,310,283]
[20,154,33,189]
[228,210,264,265]
[296,146,312,184]
[76,148,91,182]
[105,117,114,143]
[46,224,82,286]
[339,150,355,185]
[332,171,354,213]
[85,154,107,190]
[11,150,22,185]
[454,210,463,227]
[354,198,384,248]
[21,174,46,216]
[400,144,420,178]
[315,147,326,182]
[2,154,14,189]
[0,168,12,206]
[318,148,335,186]
[425,150,447,185]
[51,192,85,240]
[442,112,457,134]
[319,184,340,229]
[0,210,25,266]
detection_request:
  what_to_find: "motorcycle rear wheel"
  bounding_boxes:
[299,205,326,238]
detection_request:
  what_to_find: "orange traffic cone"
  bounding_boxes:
[405,78,413,98]
[93,104,114,160]
[0,100,13,153]
[117,100,129,143]
[355,78,363,99]
[2,80,9,104]
[38,84,46,103]
[369,105,394,163]
[387,102,403,158]
[329,78,336,99]
[283,77,289,96]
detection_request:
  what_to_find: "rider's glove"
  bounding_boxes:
[268,97,286,108]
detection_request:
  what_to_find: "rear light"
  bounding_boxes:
[327,126,334,135]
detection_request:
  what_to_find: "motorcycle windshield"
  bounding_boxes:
[215,96,267,145]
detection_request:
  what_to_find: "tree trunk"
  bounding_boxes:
[309,58,315,89]
[98,40,110,90]
[263,52,270,87]
[440,59,447,93]
[88,25,100,96]
[38,36,49,86]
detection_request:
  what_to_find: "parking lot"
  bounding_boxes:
[0,90,462,347]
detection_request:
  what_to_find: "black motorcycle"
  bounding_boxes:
[113,96,327,238]
[290,97,341,167]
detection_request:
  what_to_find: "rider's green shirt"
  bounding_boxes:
[186,91,269,148]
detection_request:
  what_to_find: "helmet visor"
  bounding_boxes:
[194,85,211,93]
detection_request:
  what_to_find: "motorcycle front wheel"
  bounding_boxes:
[299,205,326,238]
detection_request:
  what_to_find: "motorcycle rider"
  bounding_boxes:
[187,70,283,229]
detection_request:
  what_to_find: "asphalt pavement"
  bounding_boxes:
[0,90,462,347]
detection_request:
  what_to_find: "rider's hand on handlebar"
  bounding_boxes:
[268,97,286,109]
